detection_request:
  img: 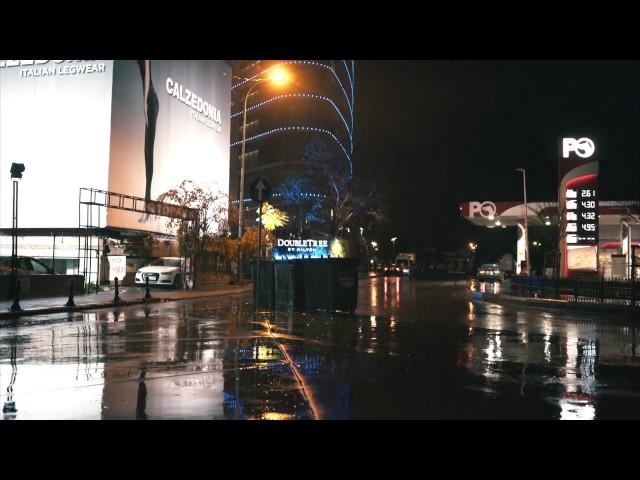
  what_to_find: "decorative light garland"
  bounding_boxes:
[230,192,326,205]
[229,125,352,177]
[231,92,352,143]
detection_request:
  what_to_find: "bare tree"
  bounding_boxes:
[304,137,386,236]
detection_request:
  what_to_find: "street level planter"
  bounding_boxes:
[252,258,359,313]
[252,259,275,310]
[303,258,359,314]
[274,261,305,310]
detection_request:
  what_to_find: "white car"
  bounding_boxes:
[135,257,182,288]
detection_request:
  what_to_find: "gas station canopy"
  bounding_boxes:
[460,200,639,228]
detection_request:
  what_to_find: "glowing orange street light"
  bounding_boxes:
[268,67,289,86]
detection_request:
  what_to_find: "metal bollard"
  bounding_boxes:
[114,277,121,303]
[65,278,76,307]
[144,275,152,301]
[9,276,22,312]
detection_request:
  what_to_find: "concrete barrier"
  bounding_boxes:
[1,274,85,300]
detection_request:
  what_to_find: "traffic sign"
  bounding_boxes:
[249,178,272,203]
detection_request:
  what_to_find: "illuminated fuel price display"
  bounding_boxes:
[565,187,598,245]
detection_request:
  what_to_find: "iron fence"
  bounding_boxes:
[510,275,637,306]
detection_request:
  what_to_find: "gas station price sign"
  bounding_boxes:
[565,185,598,245]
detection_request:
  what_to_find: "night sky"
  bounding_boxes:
[355,61,640,260]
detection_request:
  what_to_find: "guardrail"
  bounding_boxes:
[510,275,637,306]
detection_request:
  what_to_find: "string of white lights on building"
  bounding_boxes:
[230,125,353,176]
[231,92,352,144]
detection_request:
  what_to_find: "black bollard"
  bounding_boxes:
[65,278,76,307]
[9,276,22,312]
[144,275,152,301]
[114,277,121,303]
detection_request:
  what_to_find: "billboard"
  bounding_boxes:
[0,60,230,235]
[0,60,114,230]
[107,60,230,232]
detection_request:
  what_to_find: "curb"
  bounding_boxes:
[0,285,253,321]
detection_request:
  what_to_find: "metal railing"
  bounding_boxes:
[510,275,637,306]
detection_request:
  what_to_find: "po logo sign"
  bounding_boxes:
[469,201,497,219]
[562,138,595,159]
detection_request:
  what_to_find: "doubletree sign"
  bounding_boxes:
[273,238,329,260]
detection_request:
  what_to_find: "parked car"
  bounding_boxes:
[135,257,182,288]
[383,264,402,276]
[477,263,503,282]
[0,256,56,274]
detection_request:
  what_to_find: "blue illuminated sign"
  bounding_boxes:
[273,238,329,260]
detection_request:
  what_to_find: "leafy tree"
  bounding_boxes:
[125,235,156,258]
[205,235,238,265]
[157,180,228,288]
[240,226,269,259]
[257,201,289,231]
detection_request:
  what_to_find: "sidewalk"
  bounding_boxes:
[0,283,253,320]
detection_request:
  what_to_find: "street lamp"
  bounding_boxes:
[391,237,398,260]
[468,242,477,252]
[9,163,25,312]
[236,66,290,281]
[516,168,530,275]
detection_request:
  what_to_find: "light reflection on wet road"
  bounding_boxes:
[1,277,639,419]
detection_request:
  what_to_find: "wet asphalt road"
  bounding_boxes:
[1,276,640,419]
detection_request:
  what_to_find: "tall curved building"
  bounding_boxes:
[229,60,355,234]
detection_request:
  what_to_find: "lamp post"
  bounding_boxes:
[468,241,478,274]
[516,168,530,275]
[236,67,290,282]
[391,237,398,261]
[9,163,25,312]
